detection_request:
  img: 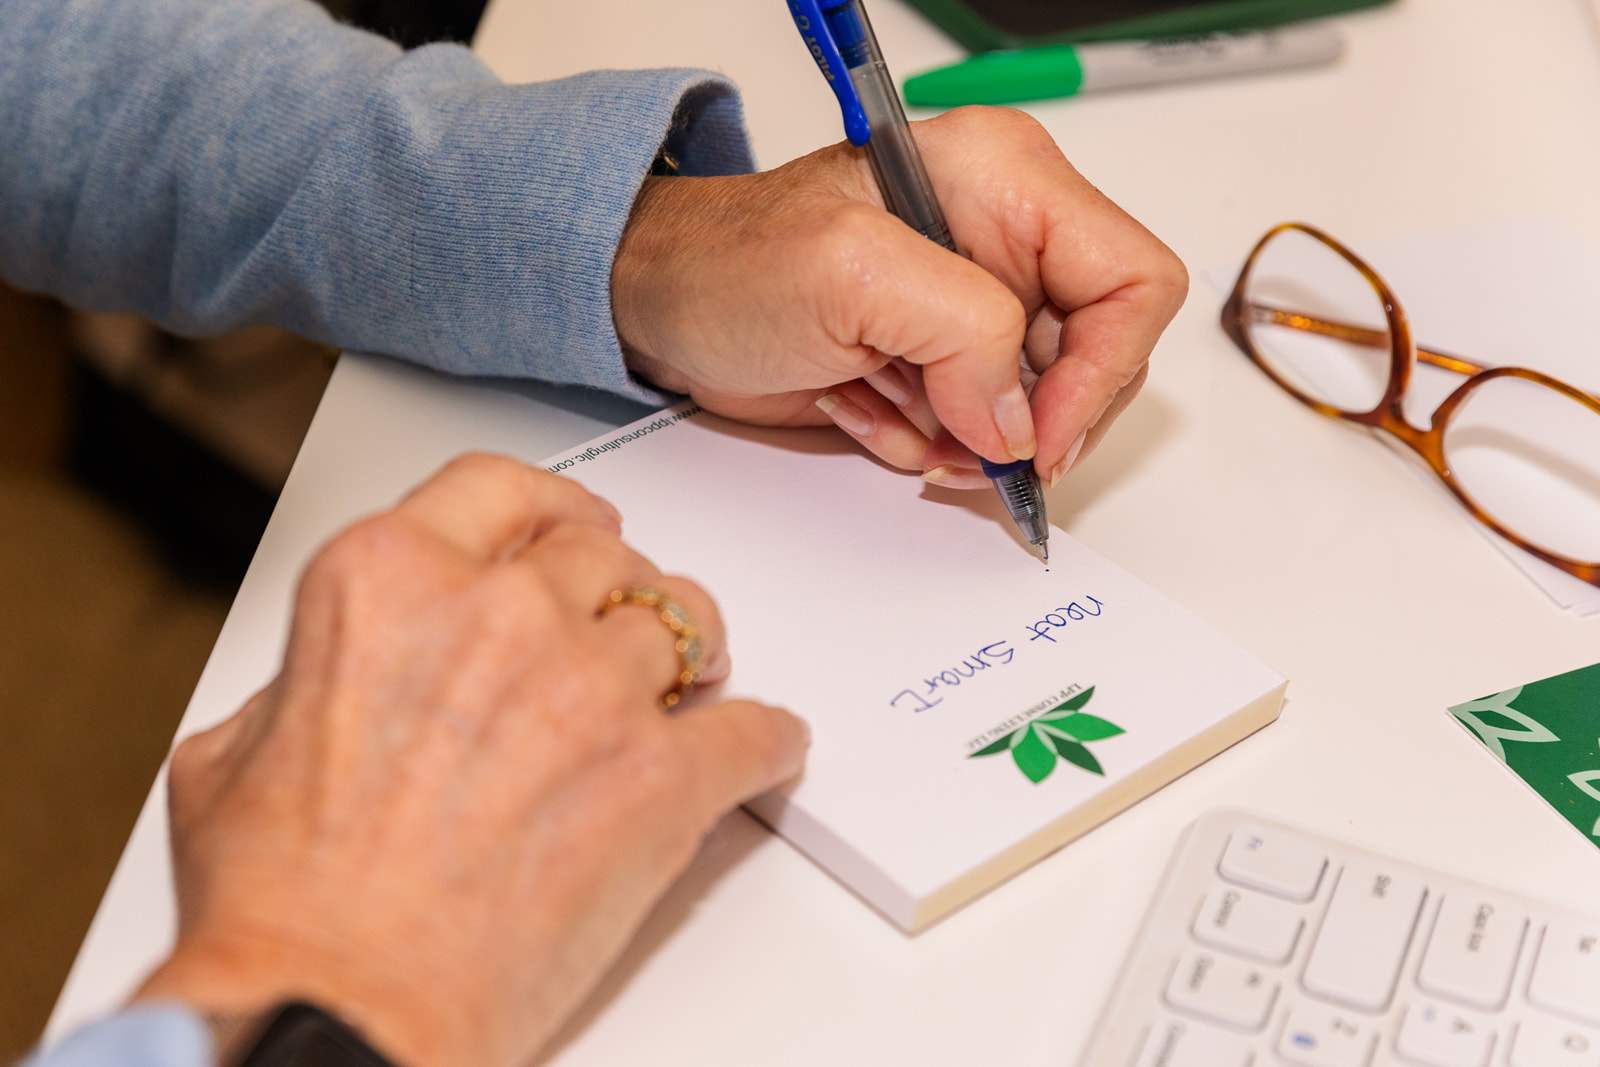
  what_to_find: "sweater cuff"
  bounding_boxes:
[22,1005,212,1067]
[400,65,755,405]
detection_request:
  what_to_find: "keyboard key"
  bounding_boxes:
[1302,859,1426,1011]
[1192,883,1304,964]
[1134,1015,1254,1067]
[1164,948,1278,1031]
[1418,892,1527,1010]
[1079,814,1600,1067]
[1511,1013,1600,1066]
[1220,824,1328,901]
[1528,918,1600,1027]
[1395,999,1495,1067]
[1277,1003,1376,1067]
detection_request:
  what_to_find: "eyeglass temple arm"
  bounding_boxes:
[1249,303,1600,406]
[1249,303,1484,376]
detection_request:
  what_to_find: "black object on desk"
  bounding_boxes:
[902,0,1395,51]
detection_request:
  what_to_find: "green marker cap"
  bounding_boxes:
[903,46,1084,108]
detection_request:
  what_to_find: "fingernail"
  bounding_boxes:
[870,361,942,439]
[1048,429,1089,489]
[922,464,992,491]
[815,393,875,437]
[992,384,1036,461]
[864,364,913,406]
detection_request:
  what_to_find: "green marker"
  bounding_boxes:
[903,25,1343,107]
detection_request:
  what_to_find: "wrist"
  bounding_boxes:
[135,930,457,1067]
[210,1004,400,1067]
[201,1009,265,1067]
[611,174,696,380]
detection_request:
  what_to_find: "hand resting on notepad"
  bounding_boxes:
[134,456,810,1067]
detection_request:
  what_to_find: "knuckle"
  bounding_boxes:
[1159,250,1192,306]
[945,104,1052,149]
[1127,245,1190,326]
[1124,362,1152,395]
[973,283,1028,349]
[325,515,395,567]
[733,706,796,779]
[298,515,408,601]
[438,451,524,484]
[299,518,382,598]
[166,730,223,825]
[437,452,584,509]
[995,286,1029,333]
[811,203,896,282]
[167,732,207,789]
[545,522,637,573]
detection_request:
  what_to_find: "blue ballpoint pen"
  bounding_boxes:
[786,0,1050,563]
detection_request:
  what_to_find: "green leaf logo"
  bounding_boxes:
[967,686,1123,784]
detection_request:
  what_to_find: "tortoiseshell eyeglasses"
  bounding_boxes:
[1221,222,1600,588]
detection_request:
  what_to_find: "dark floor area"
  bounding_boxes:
[0,288,329,1063]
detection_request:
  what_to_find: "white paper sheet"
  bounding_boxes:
[544,408,1285,930]
[1210,219,1600,616]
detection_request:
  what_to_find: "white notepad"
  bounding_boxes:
[545,405,1286,931]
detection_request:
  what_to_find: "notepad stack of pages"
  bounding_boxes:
[545,405,1286,931]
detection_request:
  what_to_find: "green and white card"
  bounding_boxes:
[1451,662,1600,848]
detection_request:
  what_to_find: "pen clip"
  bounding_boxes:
[786,0,871,146]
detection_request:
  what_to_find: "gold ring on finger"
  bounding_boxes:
[599,586,706,709]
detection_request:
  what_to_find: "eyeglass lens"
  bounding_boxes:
[1444,377,1600,564]
[1242,228,1392,415]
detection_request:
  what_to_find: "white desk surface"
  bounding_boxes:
[50,0,1600,1062]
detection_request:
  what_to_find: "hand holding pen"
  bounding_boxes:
[782,0,1188,493]
[611,6,1186,545]
[794,0,1067,557]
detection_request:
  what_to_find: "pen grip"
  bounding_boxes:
[834,0,953,250]
[980,458,1033,478]
[862,101,953,251]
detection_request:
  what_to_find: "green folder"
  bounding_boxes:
[903,0,1394,52]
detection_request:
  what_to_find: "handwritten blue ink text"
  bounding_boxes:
[1026,597,1105,643]
[889,641,1015,713]
[887,593,1108,712]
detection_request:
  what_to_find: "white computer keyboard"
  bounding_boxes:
[1079,810,1600,1066]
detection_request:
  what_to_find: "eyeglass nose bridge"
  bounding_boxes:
[1356,400,1447,473]
[1357,362,1578,481]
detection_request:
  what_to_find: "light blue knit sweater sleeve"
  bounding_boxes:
[20,1005,210,1067]
[0,0,756,403]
